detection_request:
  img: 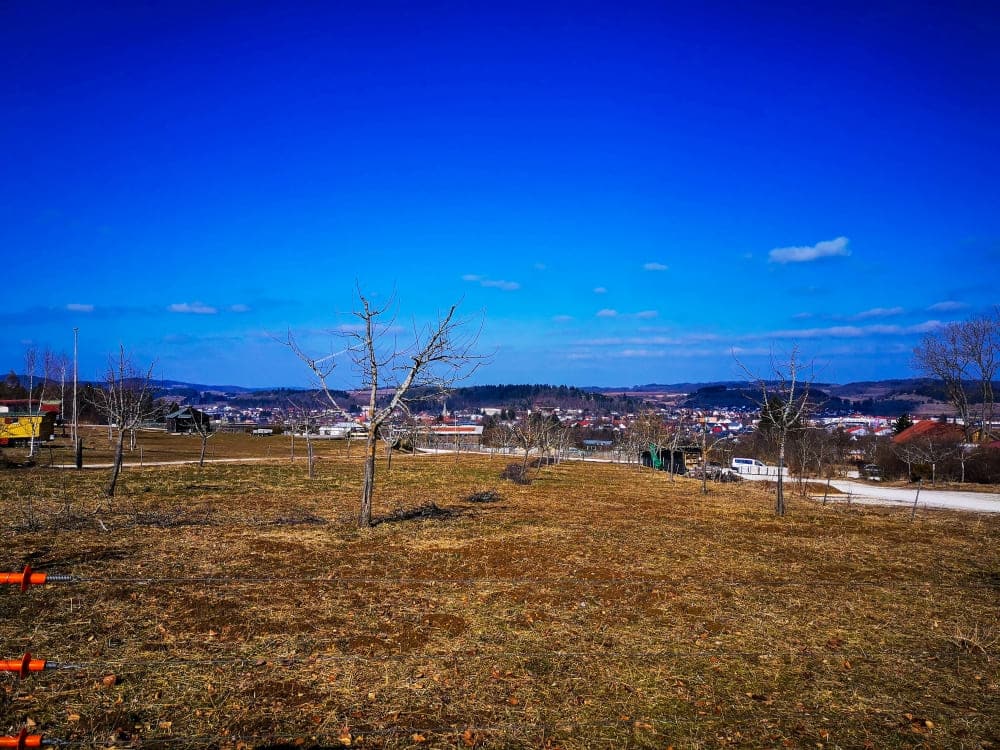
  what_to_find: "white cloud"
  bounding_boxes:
[853,306,904,320]
[481,279,520,291]
[769,236,850,264]
[635,310,658,319]
[230,304,251,313]
[593,287,607,294]
[575,334,713,347]
[751,320,944,340]
[620,349,669,358]
[169,302,218,314]
[596,309,618,318]
[643,262,669,271]
[909,320,945,333]
[463,274,520,291]
[927,300,967,312]
[66,303,94,312]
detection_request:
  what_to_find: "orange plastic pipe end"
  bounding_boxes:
[0,654,46,679]
[0,729,44,749]
[0,566,47,591]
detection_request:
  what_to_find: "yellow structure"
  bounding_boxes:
[0,410,57,445]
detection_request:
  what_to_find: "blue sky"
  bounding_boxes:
[2,1,997,388]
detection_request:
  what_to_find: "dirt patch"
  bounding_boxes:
[2,452,998,748]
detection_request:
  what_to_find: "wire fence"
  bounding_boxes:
[3,566,996,748]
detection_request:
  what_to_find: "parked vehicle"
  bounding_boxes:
[862,463,883,481]
[691,462,742,482]
[731,457,766,472]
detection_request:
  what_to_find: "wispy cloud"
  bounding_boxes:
[792,312,814,320]
[927,300,967,312]
[168,302,218,314]
[751,321,944,340]
[643,262,668,271]
[533,263,547,271]
[66,303,94,313]
[769,236,850,264]
[553,315,573,323]
[635,310,658,319]
[230,303,251,313]
[853,306,904,320]
[463,274,520,291]
[576,334,716,347]
[620,349,670,358]
[593,287,607,294]
[596,309,618,318]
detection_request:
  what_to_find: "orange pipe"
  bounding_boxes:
[0,729,45,749]
[0,653,46,679]
[0,566,47,592]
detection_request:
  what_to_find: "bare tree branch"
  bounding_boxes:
[735,345,813,516]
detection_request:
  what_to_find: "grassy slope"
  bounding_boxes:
[1,435,998,749]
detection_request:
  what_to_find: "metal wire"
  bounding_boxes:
[4,643,972,675]
[61,574,993,588]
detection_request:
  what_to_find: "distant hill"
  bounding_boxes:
[154,379,262,394]
[680,384,853,413]
[409,384,638,412]
[142,377,985,418]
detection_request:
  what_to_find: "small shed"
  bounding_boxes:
[639,447,688,474]
[165,407,212,434]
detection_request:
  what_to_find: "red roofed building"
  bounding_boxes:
[892,420,965,445]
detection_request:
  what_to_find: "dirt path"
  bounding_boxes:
[824,479,1000,513]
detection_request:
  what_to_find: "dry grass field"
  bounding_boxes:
[2,432,998,748]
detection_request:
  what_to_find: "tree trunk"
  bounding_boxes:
[106,432,125,497]
[360,434,377,527]
[199,435,208,468]
[775,439,786,516]
[307,437,315,479]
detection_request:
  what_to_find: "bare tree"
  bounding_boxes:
[380,419,401,472]
[283,291,482,527]
[24,347,39,457]
[905,436,960,485]
[511,412,558,477]
[632,410,666,470]
[914,323,971,440]
[738,346,813,516]
[486,420,519,457]
[960,308,999,440]
[665,415,688,481]
[92,346,156,497]
[914,310,1000,443]
[50,350,69,436]
[189,406,215,468]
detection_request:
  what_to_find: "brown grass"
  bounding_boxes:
[1,436,998,749]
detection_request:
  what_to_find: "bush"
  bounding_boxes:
[500,463,531,485]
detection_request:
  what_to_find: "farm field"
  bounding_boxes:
[2,436,998,749]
